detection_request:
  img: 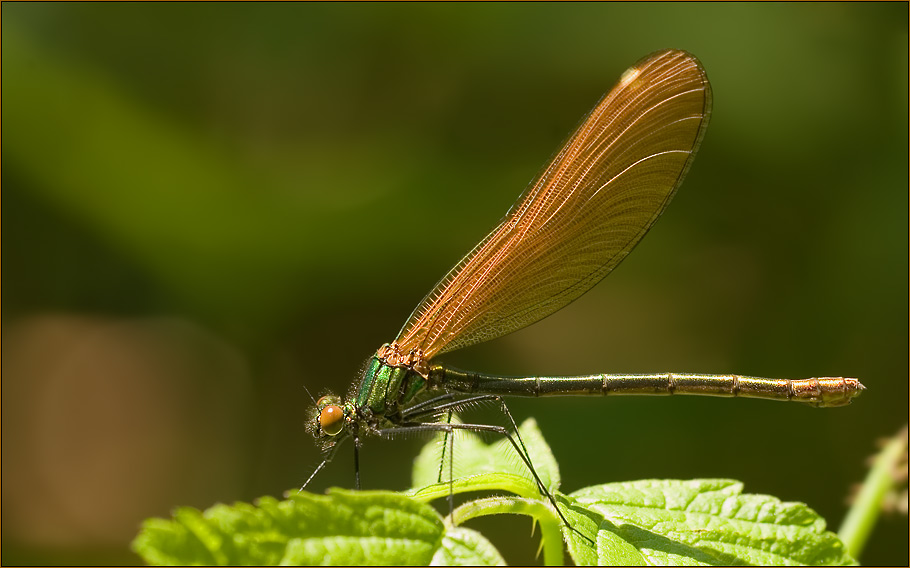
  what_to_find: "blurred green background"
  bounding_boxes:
[3,3,907,565]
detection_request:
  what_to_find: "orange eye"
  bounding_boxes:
[319,404,345,436]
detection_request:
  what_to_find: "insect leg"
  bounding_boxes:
[378,420,592,545]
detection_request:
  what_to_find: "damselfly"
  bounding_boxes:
[302,49,863,532]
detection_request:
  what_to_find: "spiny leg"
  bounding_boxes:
[402,392,462,419]
[403,394,551,502]
[407,394,538,498]
[405,394,488,522]
[403,393,502,422]
[352,425,362,490]
[400,394,460,487]
[437,409,453,484]
[492,397,536,490]
[378,418,593,545]
[405,392,499,514]
[441,409,455,518]
[299,439,344,493]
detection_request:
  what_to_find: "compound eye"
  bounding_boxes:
[319,404,345,436]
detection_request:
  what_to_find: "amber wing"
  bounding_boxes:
[394,49,712,361]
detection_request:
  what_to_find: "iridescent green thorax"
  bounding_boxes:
[354,350,427,416]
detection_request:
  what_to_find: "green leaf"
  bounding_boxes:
[567,479,857,566]
[407,421,855,566]
[407,472,541,505]
[430,527,506,566]
[132,489,446,565]
[560,499,649,566]
[134,421,857,566]
[133,512,224,566]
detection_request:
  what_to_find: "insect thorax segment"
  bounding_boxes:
[353,344,428,416]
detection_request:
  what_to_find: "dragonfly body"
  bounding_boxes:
[303,50,863,529]
[319,340,863,443]
[431,365,862,407]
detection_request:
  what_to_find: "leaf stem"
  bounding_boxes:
[837,425,908,559]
